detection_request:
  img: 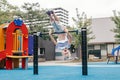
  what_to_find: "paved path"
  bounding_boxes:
[28,60,80,66]
[28,60,120,67]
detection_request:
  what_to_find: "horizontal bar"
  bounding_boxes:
[40,30,79,35]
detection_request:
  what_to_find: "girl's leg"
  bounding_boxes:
[46,11,55,22]
[52,11,60,22]
[49,14,55,22]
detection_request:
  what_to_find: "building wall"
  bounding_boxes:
[90,17,116,43]
[38,37,55,60]
[88,43,120,58]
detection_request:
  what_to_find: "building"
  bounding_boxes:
[88,17,119,58]
[52,7,69,27]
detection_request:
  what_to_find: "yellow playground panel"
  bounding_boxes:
[0,24,9,51]
[12,29,23,55]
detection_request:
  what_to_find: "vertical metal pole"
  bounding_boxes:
[81,27,88,75]
[33,33,38,75]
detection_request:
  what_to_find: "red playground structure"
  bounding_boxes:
[0,18,32,70]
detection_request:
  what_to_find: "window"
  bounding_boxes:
[100,44,106,50]
[88,45,94,50]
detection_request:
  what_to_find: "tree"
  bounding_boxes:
[111,10,120,43]
[0,0,20,24]
[22,2,49,33]
[72,8,95,48]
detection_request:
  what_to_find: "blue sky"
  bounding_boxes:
[8,0,120,25]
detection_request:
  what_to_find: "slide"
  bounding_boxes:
[111,46,120,56]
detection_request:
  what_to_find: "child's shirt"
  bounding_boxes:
[56,36,70,50]
[51,21,64,32]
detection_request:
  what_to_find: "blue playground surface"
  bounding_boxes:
[0,62,120,80]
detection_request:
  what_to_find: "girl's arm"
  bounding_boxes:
[49,29,57,45]
[52,11,60,22]
[64,28,72,43]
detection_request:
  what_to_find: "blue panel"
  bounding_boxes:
[28,35,34,55]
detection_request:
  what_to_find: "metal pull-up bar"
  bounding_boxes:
[38,30,79,36]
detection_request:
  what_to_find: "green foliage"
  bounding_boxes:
[111,10,120,43]
[72,8,95,48]
[0,0,20,24]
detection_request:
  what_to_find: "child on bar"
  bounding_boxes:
[47,10,72,60]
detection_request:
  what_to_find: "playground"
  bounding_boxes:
[0,61,120,80]
[0,17,120,80]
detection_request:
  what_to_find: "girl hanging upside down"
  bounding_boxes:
[47,10,72,60]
